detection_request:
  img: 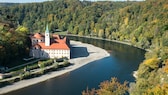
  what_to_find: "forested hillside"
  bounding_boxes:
[0,0,168,94]
[0,0,133,34]
[0,0,167,49]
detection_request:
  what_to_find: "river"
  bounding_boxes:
[4,36,145,95]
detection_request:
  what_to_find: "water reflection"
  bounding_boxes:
[69,36,145,63]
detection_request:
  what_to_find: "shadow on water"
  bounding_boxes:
[3,36,145,95]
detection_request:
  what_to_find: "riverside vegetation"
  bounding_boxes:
[0,0,168,94]
[0,58,70,88]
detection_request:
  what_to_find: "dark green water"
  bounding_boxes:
[4,36,145,95]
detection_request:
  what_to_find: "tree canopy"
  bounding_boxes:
[0,0,168,94]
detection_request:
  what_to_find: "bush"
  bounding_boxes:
[38,59,54,68]
[63,60,70,67]
[20,72,31,80]
[45,59,54,66]
[38,61,45,68]
[27,64,39,70]
[53,62,59,69]
[39,68,44,75]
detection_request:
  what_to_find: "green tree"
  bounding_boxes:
[15,25,29,34]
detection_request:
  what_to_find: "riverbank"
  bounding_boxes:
[0,40,110,95]
[66,34,151,52]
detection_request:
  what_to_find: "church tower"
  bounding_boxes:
[45,24,50,46]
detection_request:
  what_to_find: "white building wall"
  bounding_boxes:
[31,48,70,59]
[42,49,70,59]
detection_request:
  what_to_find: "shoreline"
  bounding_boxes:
[0,40,110,95]
[66,34,150,52]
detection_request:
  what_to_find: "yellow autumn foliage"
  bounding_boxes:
[163,4,168,10]
[82,78,128,95]
[164,67,168,73]
[15,26,29,34]
[163,59,168,73]
[143,58,160,69]
[124,17,129,25]
[144,84,168,95]
[164,59,168,65]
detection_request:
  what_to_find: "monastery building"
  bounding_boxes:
[30,25,70,59]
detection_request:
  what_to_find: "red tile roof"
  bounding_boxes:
[55,39,66,44]
[31,33,69,50]
[38,42,70,50]
[33,33,44,39]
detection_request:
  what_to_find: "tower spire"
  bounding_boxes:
[46,24,49,33]
[45,24,50,46]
